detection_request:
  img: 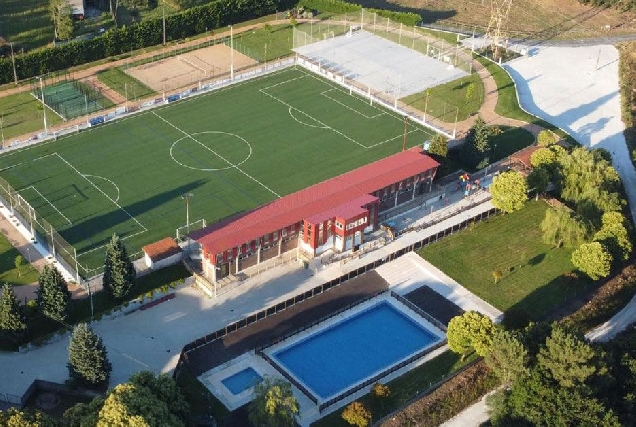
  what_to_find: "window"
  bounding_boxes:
[335,222,344,230]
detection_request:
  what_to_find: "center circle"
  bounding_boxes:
[170,131,252,171]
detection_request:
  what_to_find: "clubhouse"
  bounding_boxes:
[191,148,439,282]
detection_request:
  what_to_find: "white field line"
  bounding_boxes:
[0,153,58,173]
[84,174,121,203]
[76,229,147,260]
[260,87,368,149]
[320,89,385,119]
[54,153,147,233]
[260,74,308,90]
[20,185,72,225]
[366,128,424,149]
[151,111,281,198]
[287,107,328,128]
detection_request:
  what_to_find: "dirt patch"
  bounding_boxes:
[358,0,636,38]
[126,44,258,92]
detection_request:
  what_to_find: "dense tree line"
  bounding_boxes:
[0,0,297,84]
[577,0,636,12]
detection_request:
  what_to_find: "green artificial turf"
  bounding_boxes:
[97,68,156,101]
[230,24,295,62]
[418,200,592,319]
[0,67,435,275]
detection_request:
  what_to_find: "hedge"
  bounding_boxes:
[0,0,297,84]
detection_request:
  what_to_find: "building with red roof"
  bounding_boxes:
[191,148,439,282]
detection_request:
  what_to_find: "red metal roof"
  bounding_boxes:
[194,148,439,255]
[142,237,182,262]
[305,194,377,224]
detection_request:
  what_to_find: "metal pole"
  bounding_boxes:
[230,25,234,80]
[9,43,18,85]
[0,112,4,146]
[39,77,48,135]
[162,0,166,46]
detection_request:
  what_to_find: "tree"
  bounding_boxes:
[49,0,74,40]
[489,171,528,213]
[64,371,187,427]
[98,383,184,427]
[537,326,598,388]
[68,323,112,387]
[447,311,496,359]
[103,234,136,300]
[465,82,475,104]
[492,269,503,284]
[593,211,632,261]
[341,401,372,427]
[540,206,588,248]
[486,329,529,386]
[536,129,556,146]
[526,166,550,195]
[371,382,391,410]
[37,265,71,322]
[14,255,25,277]
[460,115,490,168]
[572,241,612,280]
[530,145,565,170]
[0,284,27,345]
[0,408,57,426]
[428,133,448,157]
[249,377,299,427]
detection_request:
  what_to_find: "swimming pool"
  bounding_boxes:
[270,300,441,400]
[221,367,263,395]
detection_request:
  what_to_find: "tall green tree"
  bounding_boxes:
[485,329,529,386]
[593,211,632,261]
[68,323,112,387]
[103,234,136,300]
[526,166,550,195]
[428,133,448,157]
[536,129,556,146]
[572,241,613,280]
[0,284,27,345]
[37,265,71,322]
[49,0,74,40]
[537,326,598,388]
[489,171,528,213]
[447,311,496,359]
[249,377,299,427]
[540,205,588,248]
[0,408,58,427]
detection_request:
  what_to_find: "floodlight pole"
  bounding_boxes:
[402,116,408,151]
[230,25,234,80]
[10,43,18,85]
[182,193,194,255]
[38,76,48,135]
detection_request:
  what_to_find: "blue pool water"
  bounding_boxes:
[272,301,440,399]
[221,367,263,395]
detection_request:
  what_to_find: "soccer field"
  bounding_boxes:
[0,67,435,276]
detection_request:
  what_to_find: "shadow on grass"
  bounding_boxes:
[349,0,456,24]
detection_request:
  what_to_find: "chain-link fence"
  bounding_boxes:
[0,175,81,282]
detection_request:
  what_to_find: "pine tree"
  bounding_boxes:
[103,234,136,300]
[0,284,27,344]
[36,265,71,322]
[68,323,112,387]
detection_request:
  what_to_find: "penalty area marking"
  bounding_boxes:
[320,89,386,119]
[153,112,281,198]
[170,131,253,171]
[18,185,72,225]
[83,174,121,203]
[287,107,329,129]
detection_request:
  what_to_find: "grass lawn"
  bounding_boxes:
[311,351,478,426]
[176,367,230,424]
[402,73,484,123]
[0,67,434,275]
[474,55,572,142]
[97,68,155,101]
[0,0,53,49]
[0,92,64,141]
[0,231,39,286]
[489,125,535,161]
[418,200,593,319]
[230,24,294,62]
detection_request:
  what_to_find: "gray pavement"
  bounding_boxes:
[0,181,496,405]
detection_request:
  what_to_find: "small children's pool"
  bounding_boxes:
[221,367,263,395]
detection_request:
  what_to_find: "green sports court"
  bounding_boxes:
[0,67,435,276]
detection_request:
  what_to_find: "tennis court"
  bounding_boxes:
[0,67,435,276]
[32,80,112,120]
